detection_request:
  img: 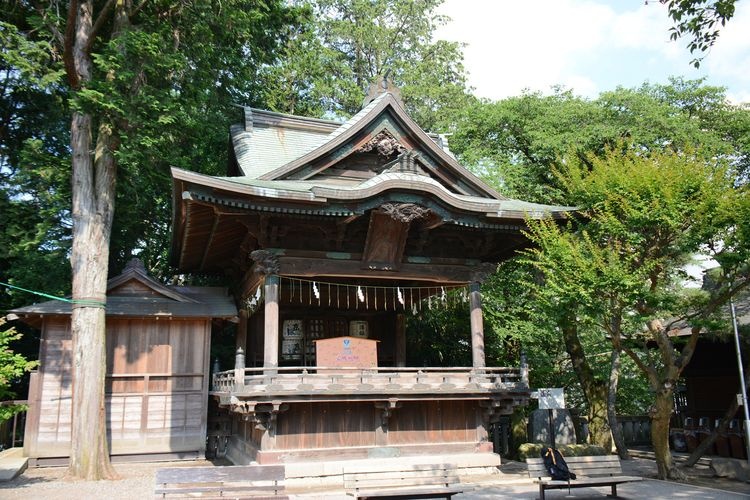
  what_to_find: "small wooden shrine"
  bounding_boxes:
[172,80,572,467]
[10,259,236,464]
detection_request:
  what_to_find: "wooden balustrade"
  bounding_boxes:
[211,366,524,395]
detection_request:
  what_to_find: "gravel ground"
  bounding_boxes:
[0,460,209,500]
[2,456,749,499]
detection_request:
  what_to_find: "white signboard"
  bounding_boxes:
[538,388,565,409]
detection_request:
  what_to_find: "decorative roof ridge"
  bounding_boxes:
[311,172,573,219]
[246,108,343,133]
[172,167,321,201]
[256,93,489,191]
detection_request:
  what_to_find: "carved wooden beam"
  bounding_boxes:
[279,256,472,283]
[471,262,498,284]
[380,202,430,223]
[357,130,405,157]
[250,250,280,275]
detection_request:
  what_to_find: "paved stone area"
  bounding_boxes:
[1,451,749,499]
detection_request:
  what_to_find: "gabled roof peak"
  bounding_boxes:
[363,73,404,108]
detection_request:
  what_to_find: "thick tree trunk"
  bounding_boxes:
[67,116,118,480]
[608,349,630,459]
[651,388,684,480]
[65,0,119,480]
[560,315,612,449]
[586,384,611,449]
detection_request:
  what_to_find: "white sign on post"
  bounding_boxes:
[538,388,565,410]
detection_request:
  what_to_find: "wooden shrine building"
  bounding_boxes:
[11,80,571,468]
[172,82,572,467]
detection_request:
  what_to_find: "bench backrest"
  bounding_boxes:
[526,455,623,478]
[155,464,286,498]
[343,463,459,492]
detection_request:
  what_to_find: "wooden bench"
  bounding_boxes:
[343,462,464,499]
[526,455,642,500]
[154,464,287,499]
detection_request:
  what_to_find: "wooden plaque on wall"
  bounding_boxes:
[315,336,378,368]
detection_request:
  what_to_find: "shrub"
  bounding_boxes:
[517,442,607,461]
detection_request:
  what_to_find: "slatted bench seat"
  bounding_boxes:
[154,464,287,499]
[526,455,642,500]
[343,462,464,499]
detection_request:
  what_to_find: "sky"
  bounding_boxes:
[435,0,750,104]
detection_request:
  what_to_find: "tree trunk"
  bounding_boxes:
[65,0,118,480]
[586,384,611,449]
[560,315,612,450]
[608,349,630,459]
[651,388,684,480]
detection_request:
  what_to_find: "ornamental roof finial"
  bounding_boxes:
[363,70,403,107]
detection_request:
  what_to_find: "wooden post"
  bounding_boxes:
[236,309,248,354]
[469,282,486,369]
[234,347,245,389]
[264,275,280,373]
[395,313,406,367]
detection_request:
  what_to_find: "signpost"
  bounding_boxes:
[537,388,565,448]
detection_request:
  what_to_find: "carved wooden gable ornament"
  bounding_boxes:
[258,92,503,201]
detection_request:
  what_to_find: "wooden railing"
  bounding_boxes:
[211,366,525,395]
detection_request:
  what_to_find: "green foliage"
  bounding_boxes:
[406,292,472,366]
[267,0,473,130]
[0,318,37,422]
[517,443,607,461]
[662,0,738,67]
[451,79,750,204]
[523,146,750,411]
[1,1,305,282]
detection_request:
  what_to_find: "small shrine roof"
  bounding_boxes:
[9,259,237,319]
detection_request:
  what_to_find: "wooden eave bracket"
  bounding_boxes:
[374,399,402,430]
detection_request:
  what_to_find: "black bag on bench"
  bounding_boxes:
[541,447,577,481]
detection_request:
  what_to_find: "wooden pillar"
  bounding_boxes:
[395,313,406,367]
[263,274,280,372]
[469,281,486,369]
[236,309,248,353]
[234,347,245,389]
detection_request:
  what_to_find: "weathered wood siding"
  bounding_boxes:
[24,318,73,457]
[389,401,477,444]
[24,316,210,458]
[275,402,376,449]
[227,400,484,463]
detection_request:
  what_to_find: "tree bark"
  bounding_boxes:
[560,314,612,450]
[65,0,119,481]
[651,387,684,480]
[608,349,630,459]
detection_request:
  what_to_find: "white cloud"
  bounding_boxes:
[436,0,750,103]
[704,7,750,100]
[436,0,616,99]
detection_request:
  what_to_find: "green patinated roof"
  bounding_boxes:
[232,93,455,182]
[232,94,389,179]
[177,169,574,221]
